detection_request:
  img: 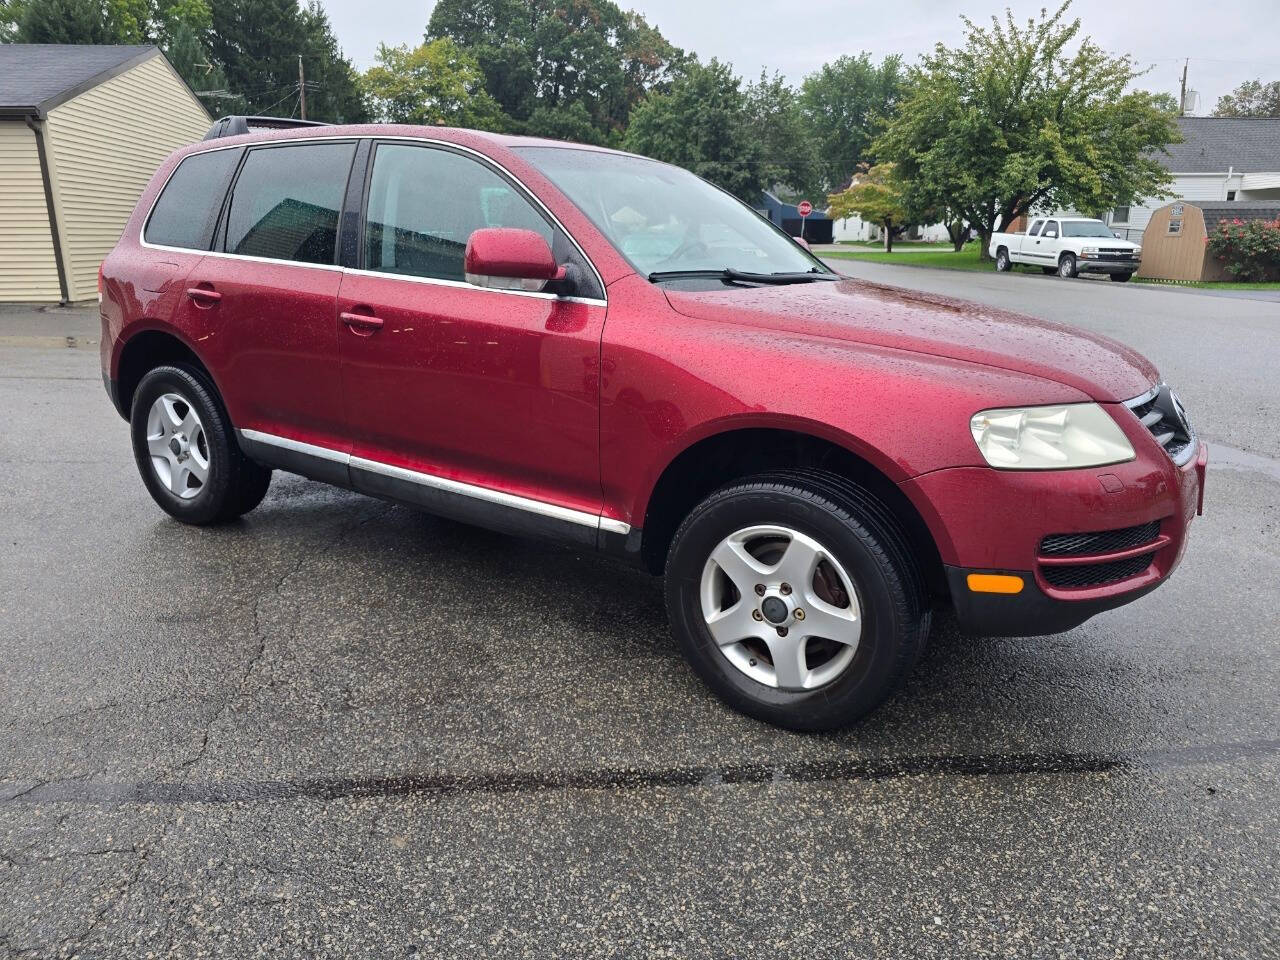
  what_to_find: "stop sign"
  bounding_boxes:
[797,200,813,217]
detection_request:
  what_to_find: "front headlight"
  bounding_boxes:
[1080,245,1099,257]
[970,403,1135,469]
[1133,246,1142,257]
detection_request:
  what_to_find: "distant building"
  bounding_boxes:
[0,45,210,303]
[757,191,833,244]
[1108,117,1280,241]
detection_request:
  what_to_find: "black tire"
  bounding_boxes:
[1110,272,1133,283]
[1041,266,1056,275]
[1057,253,1078,279]
[994,247,1011,272]
[130,364,271,525]
[664,470,931,731]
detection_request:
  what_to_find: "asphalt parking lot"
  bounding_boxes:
[1,268,1277,957]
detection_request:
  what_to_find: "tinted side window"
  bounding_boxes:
[1043,220,1059,238]
[1027,220,1042,237]
[145,148,241,250]
[225,142,356,264]
[364,144,555,283]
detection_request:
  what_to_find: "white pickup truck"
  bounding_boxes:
[988,216,1142,281]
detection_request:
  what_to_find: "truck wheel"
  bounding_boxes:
[1110,272,1133,283]
[664,470,931,731]
[1058,253,1078,279]
[130,364,271,525]
[995,248,1011,272]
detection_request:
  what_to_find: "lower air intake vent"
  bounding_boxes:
[1040,521,1161,557]
[1041,552,1155,589]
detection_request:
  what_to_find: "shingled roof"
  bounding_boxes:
[0,44,159,117]
[1162,117,1280,173]
[1195,200,1280,233]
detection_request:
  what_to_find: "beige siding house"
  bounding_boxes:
[0,45,210,303]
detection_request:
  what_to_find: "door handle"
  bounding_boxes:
[186,286,221,304]
[340,311,384,333]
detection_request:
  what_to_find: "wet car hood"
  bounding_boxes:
[664,277,1158,403]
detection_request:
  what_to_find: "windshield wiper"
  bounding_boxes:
[647,267,837,285]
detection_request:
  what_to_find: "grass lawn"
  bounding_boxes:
[1133,278,1280,291]
[825,247,1280,290]
[834,240,955,250]
[823,246,991,271]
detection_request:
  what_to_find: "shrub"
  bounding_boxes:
[1205,217,1280,282]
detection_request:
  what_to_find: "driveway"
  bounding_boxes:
[1,295,1277,958]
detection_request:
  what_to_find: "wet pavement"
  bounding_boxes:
[1,287,1277,958]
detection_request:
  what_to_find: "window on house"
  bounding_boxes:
[1111,206,1130,224]
[1227,191,1237,201]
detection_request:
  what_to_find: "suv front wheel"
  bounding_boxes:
[130,365,271,525]
[664,471,930,730]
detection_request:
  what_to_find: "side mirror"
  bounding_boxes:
[793,236,812,251]
[465,228,566,292]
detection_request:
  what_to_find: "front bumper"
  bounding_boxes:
[1078,258,1139,274]
[903,433,1206,637]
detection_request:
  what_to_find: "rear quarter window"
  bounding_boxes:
[144,148,242,250]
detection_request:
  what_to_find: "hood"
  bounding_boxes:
[664,278,1157,402]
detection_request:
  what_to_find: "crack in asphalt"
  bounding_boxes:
[4,738,1276,806]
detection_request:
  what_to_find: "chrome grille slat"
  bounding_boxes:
[1124,384,1195,467]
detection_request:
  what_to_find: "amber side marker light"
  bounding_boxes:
[967,573,1025,594]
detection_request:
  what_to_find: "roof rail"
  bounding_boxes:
[203,116,327,141]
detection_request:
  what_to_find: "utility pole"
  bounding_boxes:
[298,55,306,120]
[1179,58,1188,116]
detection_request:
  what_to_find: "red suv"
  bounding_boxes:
[100,121,1207,730]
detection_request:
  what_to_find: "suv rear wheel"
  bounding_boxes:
[664,471,930,730]
[994,247,1011,272]
[130,365,271,525]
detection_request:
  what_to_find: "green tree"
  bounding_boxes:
[876,2,1180,260]
[744,70,821,201]
[827,163,912,252]
[14,0,119,42]
[361,39,508,129]
[1214,79,1280,118]
[208,0,366,122]
[622,58,766,201]
[800,53,902,193]
[525,101,607,144]
[426,0,684,140]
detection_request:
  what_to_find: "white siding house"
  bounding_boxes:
[1106,117,1280,241]
[0,45,210,303]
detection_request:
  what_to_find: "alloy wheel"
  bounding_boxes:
[699,525,862,690]
[145,392,210,500]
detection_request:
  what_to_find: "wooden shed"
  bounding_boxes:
[1138,201,1280,282]
[0,45,210,303]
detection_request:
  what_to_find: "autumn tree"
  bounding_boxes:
[828,163,913,252]
[876,2,1179,259]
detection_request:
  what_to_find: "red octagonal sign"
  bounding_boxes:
[797,200,813,217]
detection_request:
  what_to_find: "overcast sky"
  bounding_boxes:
[323,0,1279,113]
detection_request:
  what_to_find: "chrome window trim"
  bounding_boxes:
[239,428,630,535]
[139,134,608,304]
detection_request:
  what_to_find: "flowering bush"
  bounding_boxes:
[1205,217,1280,282]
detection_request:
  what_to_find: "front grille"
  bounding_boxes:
[1099,247,1137,257]
[1126,385,1195,466]
[1040,520,1162,557]
[1041,552,1156,589]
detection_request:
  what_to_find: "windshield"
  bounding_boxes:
[1061,220,1117,238]
[515,147,827,279]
